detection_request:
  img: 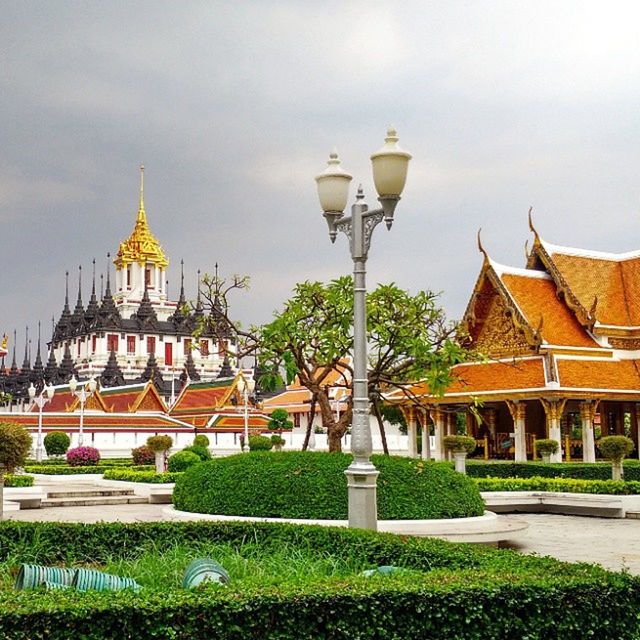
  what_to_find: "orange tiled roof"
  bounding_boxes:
[101,383,167,413]
[556,358,640,390]
[544,247,640,327]
[0,413,192,431]
[170,380,234,415]
[394,357,548,400]
[501,273,598,348]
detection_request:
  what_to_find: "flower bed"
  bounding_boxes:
[0,521,636,639]
[102,469,182,484]
[173,452,485,520]
[475,476,640,494]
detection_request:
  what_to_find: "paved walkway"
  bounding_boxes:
[6,504,640,574]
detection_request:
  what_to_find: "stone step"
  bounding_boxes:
[46,489,135,499]
[626,511,640,519]
[40,496,149,508]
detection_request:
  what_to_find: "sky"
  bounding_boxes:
[2,0,640,356]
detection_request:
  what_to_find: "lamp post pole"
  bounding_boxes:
[238,375,255,452]
[28,383,56,463]
[315,128,411,531]
[69,376,97,447]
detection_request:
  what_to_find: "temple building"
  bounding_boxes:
[390,215,640,463]
[43,167,236,399]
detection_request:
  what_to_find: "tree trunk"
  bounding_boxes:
[316,392,350,452]
[302,394,317,451]
[0,471,4,521]
[371,398,389,455]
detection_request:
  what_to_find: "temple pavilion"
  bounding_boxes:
[390,215,640,463]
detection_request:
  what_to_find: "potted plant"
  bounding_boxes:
[535,439,559,463]
[442,435,476,474]
[0,422,32,520]
[146,435,173,473]
[598,435,634,481]
[271,434,286,451]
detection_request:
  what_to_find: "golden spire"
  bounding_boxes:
[138,164,145,220]
[114,166,168,269]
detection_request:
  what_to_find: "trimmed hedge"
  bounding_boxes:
[25,458,135,467]
[475,476,640,495]
[25,465,153,475]
[167,451,201,473]
[102,469,183,484]
[0,521,636,639]
[174,452,485,520]
[467,460,640,481]
[3,475,34,487]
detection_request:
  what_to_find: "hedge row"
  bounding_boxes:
[25,465,153,475]
[174,452,486,520]
[475,476,640,495]
[0,521,636,639]
[3,475,34,488]
[466,460,640,481]
[102,469,183,484]
[24,458,135,467]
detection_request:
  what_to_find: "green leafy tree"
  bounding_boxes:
[0,422,32,519]
[258,278,468,453]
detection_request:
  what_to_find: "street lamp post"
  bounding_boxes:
[28,383,56,463]
[315,127,411,530]
[237,376,255,451]
[69,375,98,447]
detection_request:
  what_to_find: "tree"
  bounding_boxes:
[267,409,294,436]
[258,278,468,452]
[0,422,32,519]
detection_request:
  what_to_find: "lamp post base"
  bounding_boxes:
[344,462,379,531]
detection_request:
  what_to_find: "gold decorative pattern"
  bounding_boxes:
[473,292,535,357]
[608,337,640,350]
[114,166,168,268]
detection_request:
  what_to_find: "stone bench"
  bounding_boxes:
[481,491,625,518]
[3,486,45,509]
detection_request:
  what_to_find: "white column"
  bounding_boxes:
[421,408,432,461]
[579,400,598,463]
[541,399,567,463]
[429,407,445,461]
[506,401,527,462]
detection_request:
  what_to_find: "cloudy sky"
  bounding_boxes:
[2,1,640,356]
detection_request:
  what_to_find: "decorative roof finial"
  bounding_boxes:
[138,164,145,218]
[528,206,536,234]
[65,270,69,305]
[477,228,489,264]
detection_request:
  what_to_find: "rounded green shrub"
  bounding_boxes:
[183,445,211,461]
[43,432,71,457]
[193,434,210,448]
[535,439,559,456]
[0,422,32,473]
[598,436,634,462]
[443,435,476,454]
[131,445,155,466]
[248,435,273,451]
[173,451,485,519]
[147,435,173,453]
[168,450,201,472]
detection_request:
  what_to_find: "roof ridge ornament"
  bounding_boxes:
[476,228,489,264]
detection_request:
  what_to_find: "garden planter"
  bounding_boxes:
[453,451,467,474]
[541,454,551,463]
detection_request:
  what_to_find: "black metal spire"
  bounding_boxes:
[139,351,164,391]
[32,321,44,384]
[100,349,125,388]
[16,326,32,394]
[184,348,200,381]
[171,259,188,329]
[53,271,72,343]
[217,353,233,379]
[97,253,121,329]
[70,265,85,333]
[194,269,204,319]
[135,281,158,329]
[57,342,77,384]
[84,259,99,328]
